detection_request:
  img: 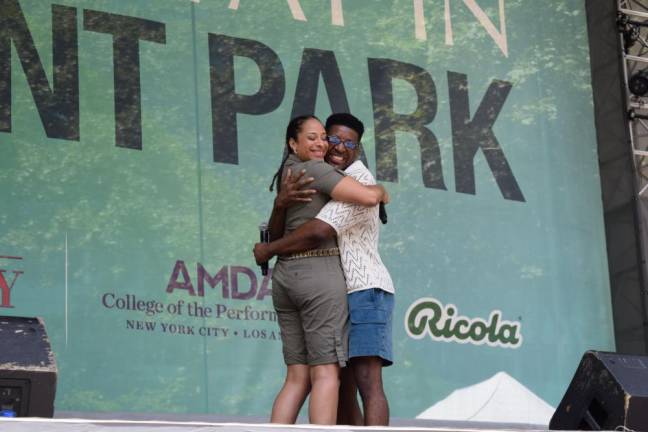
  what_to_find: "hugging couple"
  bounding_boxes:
[253,113,395,426]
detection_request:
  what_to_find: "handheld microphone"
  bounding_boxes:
[379,202,388,225]
[259,222,270,275]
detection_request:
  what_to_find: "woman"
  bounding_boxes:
[266,115,387,425]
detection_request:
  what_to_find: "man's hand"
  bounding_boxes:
[275,168,317,209]
[253,242,274,266]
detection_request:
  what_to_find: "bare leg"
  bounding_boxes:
[352,356,389,426]
[337,365,363,425]
[308,363,340,424]
[270,364,311,424]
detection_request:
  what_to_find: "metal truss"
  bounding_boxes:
[615,0,648,354]
[619,0,648,192]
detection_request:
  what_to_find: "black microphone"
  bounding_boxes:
[379,202,388,224]
[259,222,270,275]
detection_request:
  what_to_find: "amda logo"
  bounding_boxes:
[405,297,522,349]
[0,255,24,308]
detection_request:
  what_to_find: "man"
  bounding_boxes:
[254,113,395,426]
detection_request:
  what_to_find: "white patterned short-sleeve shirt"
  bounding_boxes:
[315,160,394,294]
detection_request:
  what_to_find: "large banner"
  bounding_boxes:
[1,0,614,420]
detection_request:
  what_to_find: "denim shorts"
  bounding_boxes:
[348,288,394,366]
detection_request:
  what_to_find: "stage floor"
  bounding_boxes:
[0,413,554,432]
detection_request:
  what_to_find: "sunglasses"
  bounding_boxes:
[327,135,358,150]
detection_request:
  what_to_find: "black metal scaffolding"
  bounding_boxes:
[587,0,648,354]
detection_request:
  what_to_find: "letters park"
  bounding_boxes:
[1,0,524,201]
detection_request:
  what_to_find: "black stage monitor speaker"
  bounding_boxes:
[0,316,57,417]
[550,351,648,430]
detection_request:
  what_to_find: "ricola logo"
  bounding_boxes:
[405,297,522,349]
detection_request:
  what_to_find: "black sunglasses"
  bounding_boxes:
[327,135,358,150]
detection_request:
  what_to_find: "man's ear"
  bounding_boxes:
[354,143,363,162]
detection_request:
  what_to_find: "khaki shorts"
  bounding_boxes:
[272,255,349,367]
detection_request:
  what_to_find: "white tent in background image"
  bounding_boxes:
[417,371,556,426]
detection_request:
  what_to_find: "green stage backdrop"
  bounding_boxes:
[0,0,614,419]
